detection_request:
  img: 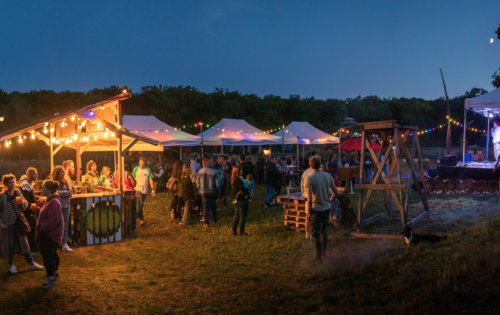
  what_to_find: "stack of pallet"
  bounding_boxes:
[277,189,354,232]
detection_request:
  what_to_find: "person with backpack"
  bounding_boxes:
[167,160,183,221]
[178,168,195,226]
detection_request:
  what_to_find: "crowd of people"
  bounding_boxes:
[0,150,354,288]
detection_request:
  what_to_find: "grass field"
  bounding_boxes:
[1,183,500,315]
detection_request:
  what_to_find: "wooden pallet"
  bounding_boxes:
[284,220,307,231]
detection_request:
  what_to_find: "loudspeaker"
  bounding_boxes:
[440,154,457,167]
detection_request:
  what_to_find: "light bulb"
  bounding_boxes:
[19,136,22,143]
[45,122,48,126]
[73,134,78,140]
[31,131,35,139]
[71,115,75,121]
[111,132,115,137]
[104,132,108,138]
[6,142,9,147]
[44,128,48,134]
[50,127,54,133]
[94,135,97,140]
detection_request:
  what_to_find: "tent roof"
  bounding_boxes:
[465,88,500,116]
[198,119,282,146]
[123,115,201,147]
[0,93,163,153]
[332,137,381,151]
[273,121,339,145]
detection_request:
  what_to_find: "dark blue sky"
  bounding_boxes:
[0,1,498,100]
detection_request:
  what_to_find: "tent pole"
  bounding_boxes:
[338,129,342,161]
[463,107,467,167]
[486,111,490,162]
[180,145,182,160]
[282,128,284,155]
[200,124,204,159]
[296,137,299,169]
[221,139,224,156]
[117,101,124,192]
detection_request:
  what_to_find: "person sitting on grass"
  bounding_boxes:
[232,174,254,204]
[36,181,64,289]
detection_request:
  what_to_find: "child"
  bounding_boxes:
[232,174,255,203]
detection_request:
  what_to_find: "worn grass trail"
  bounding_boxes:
[1,185,500,314]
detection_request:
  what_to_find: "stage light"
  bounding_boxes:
[460,124,463,127]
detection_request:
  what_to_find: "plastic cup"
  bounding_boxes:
[15,196,21,205]
[39,196,47,205]
[31,204,37,211]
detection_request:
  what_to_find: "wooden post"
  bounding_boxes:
[76,123,82,181]
[50,125,54,174]
[117,101,124,192]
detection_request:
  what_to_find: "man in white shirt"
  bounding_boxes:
[132,157,155,227]
[491,121,500,160]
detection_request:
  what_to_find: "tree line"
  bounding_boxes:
[0,84,493,161]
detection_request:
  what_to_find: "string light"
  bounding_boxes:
[18,135,22,143]
[31,131,35,139]
[71,115,75,121]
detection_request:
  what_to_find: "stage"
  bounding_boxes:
[438,161,499,181]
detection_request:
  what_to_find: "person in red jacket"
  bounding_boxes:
[36,181,64,289]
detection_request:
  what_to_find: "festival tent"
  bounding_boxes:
[332,137,381,151]
[464,87,500,114]
[122,115,201,147]
[273,121,339,145]
[463,88,500,165]
[198,118,282,146]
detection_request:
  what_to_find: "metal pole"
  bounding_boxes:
[50,124,54,174]
[221,138,224,156]
[296,137,299,169]
[282,128,284,155]
[486,111,490,162]
[180,146,182,160]
[338,129,342,160]
[200,124,204,159]
[463,107,467,167]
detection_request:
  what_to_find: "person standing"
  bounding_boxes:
[170,160,183,221]
[19,167,40,253]
[132,157,155,227]
[36,181,64,288]
[255,154,266,185]
[98,166,113,187]
[152,162,165,194]
[301,159,314,240]
[328,154,338,177]
[190,153,202,183]
[196,158,220,227]
[231,166,250,236]
[62,160,75,186]
[0,174,44,274]
[239,154,250,178]
[85,160,98,184]
[304,156,340,265]
[112,169,137,232]
[179,168,194,226]
[52,166,73,253]
[491,121,500,159]
[245,156,255,180]
[263,156,281,208]
[216,157,227,211]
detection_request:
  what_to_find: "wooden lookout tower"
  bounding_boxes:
[354,120,430,233]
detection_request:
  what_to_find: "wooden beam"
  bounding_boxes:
[121,139,138,156]
[360,211,390,227]
[403,133,417,224]
[355,184,406,190]
[351,232,401,241]
[358,130,367,231]
[52,144,64,156]
[406,209,432,227]
[79,140,93,155]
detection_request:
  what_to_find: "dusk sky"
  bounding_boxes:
[1,1,499,100]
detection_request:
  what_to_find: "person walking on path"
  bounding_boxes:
[304,156,341,265]
[0,174,44,274]
[132,157,155,227]
[36,181,64,288]
[231,165,251,236]
[52,166,73,253]
[196,158,220,227]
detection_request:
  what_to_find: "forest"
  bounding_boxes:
[0,84,493,160]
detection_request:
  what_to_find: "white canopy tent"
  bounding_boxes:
[463,88,500,165]
[198,119,281,155]
[274,121,339,145]
[122,115,201,147]
[274,121,339,166]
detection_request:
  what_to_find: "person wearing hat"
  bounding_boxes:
[132,157,155,227]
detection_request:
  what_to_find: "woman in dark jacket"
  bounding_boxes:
[231,166,250,236]
[52,165,73,253]
[179,168,194,226]
[170,160,183,220]
[255,154,266,185]
[36,181,64,288]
